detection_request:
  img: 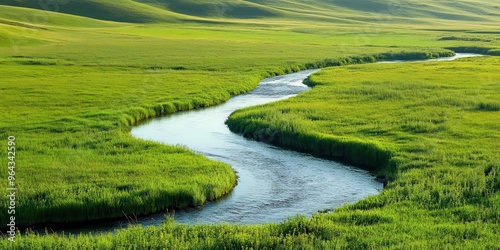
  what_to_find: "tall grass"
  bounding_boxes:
[0,1,499,247]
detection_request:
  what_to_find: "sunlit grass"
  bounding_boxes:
[0,0,499,248]
[227,56,500,247]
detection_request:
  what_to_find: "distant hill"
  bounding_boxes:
[136,0,283,19]
[0,0,499,24]
[0,0,182,23]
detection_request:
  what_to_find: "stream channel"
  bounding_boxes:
[38,53,483,234]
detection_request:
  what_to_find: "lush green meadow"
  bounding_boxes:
[228,56,500,218]
[9,54,499,250]
[0,0,500,248]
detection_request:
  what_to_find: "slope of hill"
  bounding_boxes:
[0,4,117,27]
[1,0,499,24]
[0,0,184,23]
[0,4,120,49]
[136,0,284,19]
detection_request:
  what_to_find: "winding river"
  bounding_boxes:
[131,68,382,225]
[130,53,482,225]
[35,53,482,234]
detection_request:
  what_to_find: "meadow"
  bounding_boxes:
[228,56,500,226]
[8,54,499,250]
[0,0,499,248]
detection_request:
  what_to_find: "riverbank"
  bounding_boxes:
[227,53,488,178]
[1,47,457,227]
[1,3,500,246]
[3,55,499,249]
[130,69,381,227]
[226,55,500,246]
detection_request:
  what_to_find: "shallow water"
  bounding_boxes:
[377,53,483,64]
[129,53,483,226]
[131,69,382,225]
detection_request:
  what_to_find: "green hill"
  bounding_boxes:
[0,5,117,27]
[136,0,283,19]
[1,0,500,24]
[0,0,184,23]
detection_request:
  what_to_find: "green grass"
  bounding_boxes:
[0,5,118,28]
[0,25,463,227]
[228,56,500,175]
[136,0,283,19]
[2,12,454,226]
[0,65,261,224]
[0,0,499,248]
[226,56,500,247]
[0,0,185,23]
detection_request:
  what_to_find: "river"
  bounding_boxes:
[131,68,383,225]
[32,53,482,234]
[130,53,483,225]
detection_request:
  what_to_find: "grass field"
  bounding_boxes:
[0,0,499,248]
[228,56,500,219]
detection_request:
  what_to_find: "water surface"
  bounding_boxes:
[131,69,382,225]
[131,53,482,225]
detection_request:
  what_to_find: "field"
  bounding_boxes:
[0,0,499,248]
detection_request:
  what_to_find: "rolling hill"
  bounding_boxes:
[1,0,499,24]
[0,0,184,23]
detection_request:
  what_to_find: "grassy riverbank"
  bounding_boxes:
[0,4,477,226]
[11,55,498,249]
[228,54,500,205]
[1,0,500,248]
[228,56,500,175]
[0,30,455,226]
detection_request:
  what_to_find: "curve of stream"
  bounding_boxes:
[130,53,482,225]
[131,68,381,225]
[34,53,482,234]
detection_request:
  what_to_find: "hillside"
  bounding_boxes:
[1,0,500,24]
[0,0,184,23]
